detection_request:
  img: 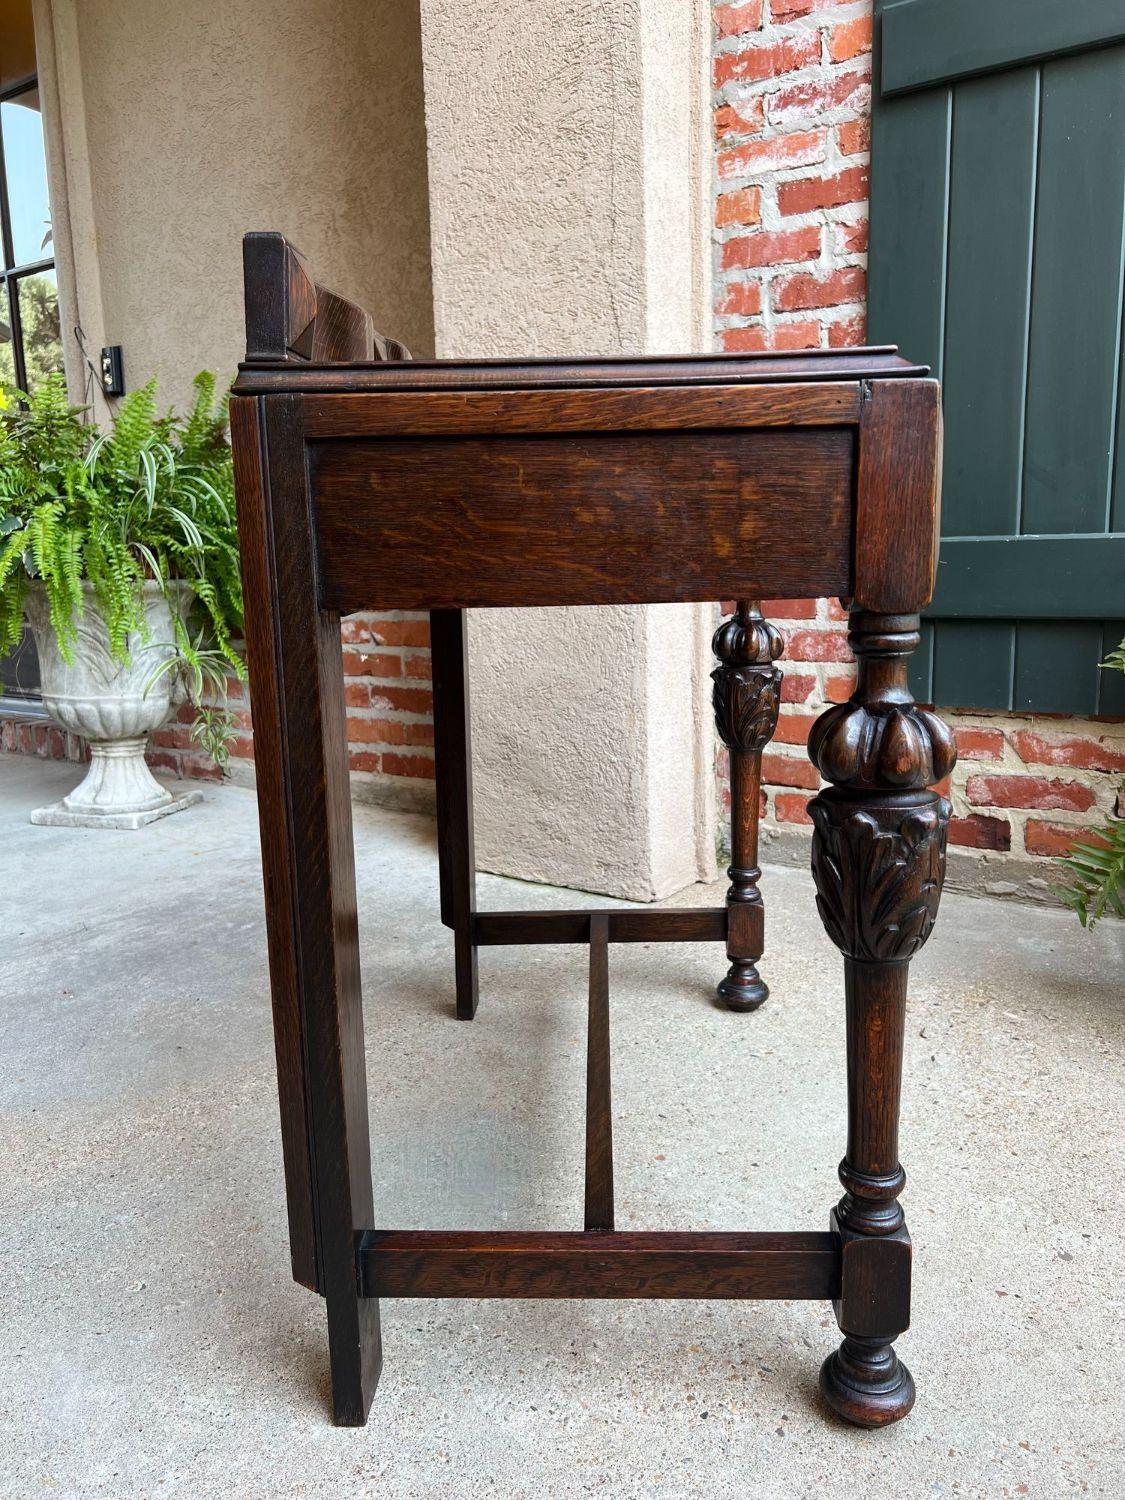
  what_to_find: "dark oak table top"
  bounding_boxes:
[234,346,929,396]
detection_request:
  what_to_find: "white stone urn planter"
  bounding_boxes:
[24,581,202,828]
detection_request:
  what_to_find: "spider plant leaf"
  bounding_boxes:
[134,543,164,588]
[167,506,205,551]
[141,655,176,697]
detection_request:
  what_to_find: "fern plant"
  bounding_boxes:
[0,372,245,766]
[1055,637,1125,928]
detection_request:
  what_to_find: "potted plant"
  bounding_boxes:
[1056,637,1125,926]
[0,372,245,827]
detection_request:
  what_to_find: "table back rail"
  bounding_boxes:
[471,907,734,946]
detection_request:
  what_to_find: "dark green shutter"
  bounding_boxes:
[869,0,1125,713]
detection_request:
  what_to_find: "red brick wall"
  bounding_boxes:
[1,716,85,765]
[148,664,253,785]
[714,0,871,354]
[152,610,436,793]
[337,611,435,788]
[711,0,1125,870]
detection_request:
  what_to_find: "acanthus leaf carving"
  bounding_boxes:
[712,602,783,754]
[712,664,781,754]
[809,793,950,963]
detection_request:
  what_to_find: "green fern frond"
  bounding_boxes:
[24,501,85,655]
[0,531,27,654]
[105,379,159,474]
[0,524,28,590]
[180,372,216,457]
[1055,819,1125,928]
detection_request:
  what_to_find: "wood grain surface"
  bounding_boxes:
[312,428,854,611]
[361,1231,840,1300]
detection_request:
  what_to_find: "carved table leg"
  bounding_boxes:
[712,601,783,1011]
[807,611,957,1427]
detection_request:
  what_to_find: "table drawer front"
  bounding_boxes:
[310,427,854,611]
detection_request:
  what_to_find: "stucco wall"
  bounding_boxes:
[38,0,434,415]
[422,0,642,361]
[419,0,717,900]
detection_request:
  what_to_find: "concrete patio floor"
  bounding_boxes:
[2,754,1123,1499]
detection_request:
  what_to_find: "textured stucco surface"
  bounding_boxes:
[459,602,717,902]
[420,1,643,362]
[419,0,716,901]
[38,0,434,414]
[2,762,1123,1497]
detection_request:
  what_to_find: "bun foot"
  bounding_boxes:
[716,960,768,1012]
[819,1337,915,1429]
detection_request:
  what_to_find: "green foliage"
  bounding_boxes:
[1056,821,1125,928]
[189,703,239,766]
[0,372,245,767]
[1055,637,1125,927]
[0,272,64,393]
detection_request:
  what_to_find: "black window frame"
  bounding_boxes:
[0,69,56,394]
[0,69,55,707]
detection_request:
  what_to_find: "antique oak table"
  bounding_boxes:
[230,233,955,1430]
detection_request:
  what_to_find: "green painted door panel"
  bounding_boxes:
[929,538,1125,619]
[872,0,1125,715]
[908,618,1125,712]
[882,0,1125,96]
[941,70,1037,537]
[1023,51,1125,535]
[1014,623,1108,714]
[867,87,950,378]
[930,621,1015,710]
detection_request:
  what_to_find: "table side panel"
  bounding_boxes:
[310,426,855,612]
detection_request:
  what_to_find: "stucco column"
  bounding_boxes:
[419,0,716,900]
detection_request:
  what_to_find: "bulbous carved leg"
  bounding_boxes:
[712,601,782,1011]
[807,611,956,1429]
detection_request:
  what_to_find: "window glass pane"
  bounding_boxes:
[0,283,14,388]
[16,268,62,389]
[2,87,52,267]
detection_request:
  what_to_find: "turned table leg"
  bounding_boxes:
[807,610,957,1427]
[712,601,783,1011]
